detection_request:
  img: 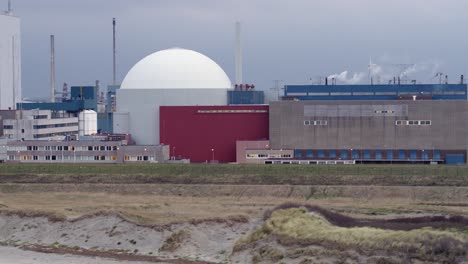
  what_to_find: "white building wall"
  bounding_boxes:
[114,89,228,145]
[0,13,21,110]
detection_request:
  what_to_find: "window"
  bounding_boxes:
[304,120,328,126]
[100,146,105,151]
[396,120,431,126]
[33,156,38,160]
[88,146,93,151]
[329,150,336,158]
[106,146,112,151]
[295,150,302,159]
[94,156,99,160]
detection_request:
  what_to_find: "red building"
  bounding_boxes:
[160,105,269,163]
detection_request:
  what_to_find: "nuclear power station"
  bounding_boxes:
[1,3,467,165]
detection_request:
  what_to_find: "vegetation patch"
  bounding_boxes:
[0,163,467,186]
[160,229,191,252]
[236,207,468,262]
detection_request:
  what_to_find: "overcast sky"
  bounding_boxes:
[7,0,468,97]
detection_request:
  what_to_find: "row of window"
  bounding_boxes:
[302,119,432,126]
[246,153,292,159]
[33,123,78,129]
[197,110,267,114]
[294,149,441,160]
[124,155,152,161]
[3,125,13,129]
[9,145,119,151]
[33,115,49,119]
[33,132,76,139]
[396,120,431,126]
[10,155,117,161]
[304,120,328,126]
[374,110,394,114]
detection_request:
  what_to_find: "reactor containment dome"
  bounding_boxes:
[114,48,232,145]
[121,48,232,89]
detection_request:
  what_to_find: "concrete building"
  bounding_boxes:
[114,48,232,145]
[1,109,78,140]
[6,139,169,163]
[269,100,468,164]
[0,10,21,109]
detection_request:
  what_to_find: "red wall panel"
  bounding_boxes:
[160,105,269,163]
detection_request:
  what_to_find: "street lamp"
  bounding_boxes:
[211,148,215,162]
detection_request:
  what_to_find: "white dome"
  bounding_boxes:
[121,48,232,89]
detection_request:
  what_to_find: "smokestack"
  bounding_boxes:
[112,18,116,85]
[461,75,464,84]
[50,35,55,103]
[398,76,400,85]
[235,21,242,85]
[325,77,328,86]
[445,75,448,84]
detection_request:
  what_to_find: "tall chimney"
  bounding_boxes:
[50,35,55,103]
[461,75,464,84]
[112,18,116,85]
[235,21,242,85]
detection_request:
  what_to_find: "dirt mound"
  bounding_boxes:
[235,207,468,263]
[264,202,468,231]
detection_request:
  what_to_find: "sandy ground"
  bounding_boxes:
[0,246,157,264]
[0,212,259,263]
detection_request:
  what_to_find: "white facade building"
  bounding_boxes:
[2,110,78,140]
[114,48,232,145]
[0,11,21,110]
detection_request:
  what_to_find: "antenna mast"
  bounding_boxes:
[112,18,116,85]
[235,21,242,85]
[50,35,55,103]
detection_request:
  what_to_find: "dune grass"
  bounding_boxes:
[0,163,467,186]
[236,208,468,262]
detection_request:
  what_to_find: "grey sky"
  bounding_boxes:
[7,0,468,97]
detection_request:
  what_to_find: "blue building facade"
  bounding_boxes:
[228,90,265,105]
[284,84,467,101]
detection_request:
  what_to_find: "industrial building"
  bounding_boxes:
[268,99,467,164]
[1,109,79,141]
[225,83,466,165]
[0,8,21,110]
[160,105,269,162]
[6,138,169,163]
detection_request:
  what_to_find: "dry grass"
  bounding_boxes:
[1,189,468,225]
[160,229,191,252]
[236,208,468,262]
